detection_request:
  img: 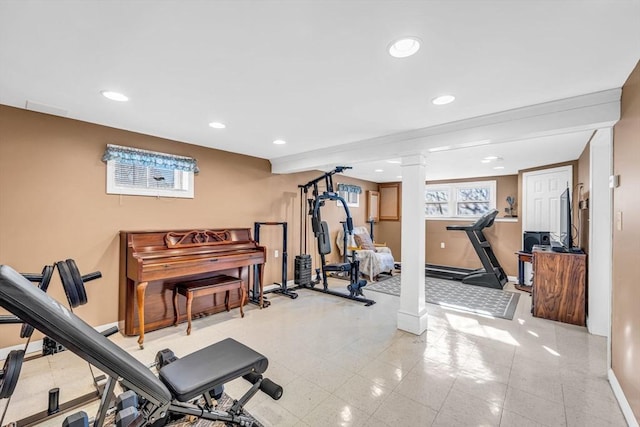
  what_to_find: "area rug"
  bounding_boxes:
[366,275,520,320]
[105,393,263,426]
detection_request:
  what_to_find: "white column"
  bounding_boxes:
[397,153,428,335]
[588,128,613,338]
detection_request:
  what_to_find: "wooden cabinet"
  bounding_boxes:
[378,183,400,221]
[532,249,587,326]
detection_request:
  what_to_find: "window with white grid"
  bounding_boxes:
[425,180,496,218]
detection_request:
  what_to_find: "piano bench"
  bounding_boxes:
[173,275,246,335]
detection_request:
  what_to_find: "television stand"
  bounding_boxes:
[532,247,587,326]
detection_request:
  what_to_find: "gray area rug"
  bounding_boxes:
[367,275,520,320]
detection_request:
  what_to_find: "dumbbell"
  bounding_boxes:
[55,259,102,308]
[62,411,89,427]
[114,390,140,427]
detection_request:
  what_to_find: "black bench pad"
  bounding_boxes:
[158,338,268,402]
[323,263,351,272]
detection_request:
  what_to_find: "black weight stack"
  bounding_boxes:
[294,254,312,286]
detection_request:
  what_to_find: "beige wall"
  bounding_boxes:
[0,105,375,348]
[612,61,640,421]
[376,175,521,276]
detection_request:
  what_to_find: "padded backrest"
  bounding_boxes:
[0,265,173,406]
[317,221,332,255]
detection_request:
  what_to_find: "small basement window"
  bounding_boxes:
[336,183,361,207]
[103,144,198,198]
[425,180,496,219]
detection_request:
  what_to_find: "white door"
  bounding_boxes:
[522,165,573,242]
[521,166,572,285]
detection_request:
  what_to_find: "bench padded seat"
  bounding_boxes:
[323,262,351,272]
[158,337,268,402]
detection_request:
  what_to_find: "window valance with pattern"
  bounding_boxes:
[337,184,362,194]
[102,144,199,173]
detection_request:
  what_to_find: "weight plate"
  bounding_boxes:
[39,264,54,293]
[66,259,87,306]
[155,349,176,369]
[20,265,54,339]
[19,322,34,340]
[56,261,79,308]
[0,350,24,399]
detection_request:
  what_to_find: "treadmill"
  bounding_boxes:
[425,209,508,289]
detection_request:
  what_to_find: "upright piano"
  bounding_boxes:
[119,228,266,348]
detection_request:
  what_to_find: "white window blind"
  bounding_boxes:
[103,144,197,198]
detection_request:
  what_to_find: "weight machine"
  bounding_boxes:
[294,167,374,306]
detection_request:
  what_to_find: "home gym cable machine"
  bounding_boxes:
[293,166,374,306]
[251,221,298,307]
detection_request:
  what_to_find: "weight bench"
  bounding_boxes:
[0,265,282,426]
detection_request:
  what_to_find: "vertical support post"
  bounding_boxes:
[397,153,428,335]
[588,128,613,339]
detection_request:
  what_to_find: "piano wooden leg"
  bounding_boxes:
[136,281,148,349]
[239,286,246,318]
[186,292,193,335]
[173,288,179,327]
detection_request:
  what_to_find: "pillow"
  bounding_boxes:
[354,233,375,251]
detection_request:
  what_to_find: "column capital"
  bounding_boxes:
[401,153,427,167]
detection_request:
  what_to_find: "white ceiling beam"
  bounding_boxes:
[270,89,621,174]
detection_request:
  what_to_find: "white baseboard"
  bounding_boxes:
[609,368,639,427]
[1,321,119,360]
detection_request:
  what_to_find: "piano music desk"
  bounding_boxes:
[173,275,246,335]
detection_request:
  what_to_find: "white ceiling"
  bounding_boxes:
[1,1,638,182]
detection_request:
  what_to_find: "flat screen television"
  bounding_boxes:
[559,187,573,249]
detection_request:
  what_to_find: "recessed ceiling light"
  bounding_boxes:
[386,159,401,164]
[432,95,455,105]
[375,169,384,172]
[481,159,491,164]
[100,90,128,102]
[493,166,505,170]
[483,156,499,160]
[273,139,287,145]
[388,37,421,58]
[209,122,226,129]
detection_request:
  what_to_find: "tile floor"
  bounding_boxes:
[2,280,628,426]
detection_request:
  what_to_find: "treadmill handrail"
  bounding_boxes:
[446,209,499,231]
